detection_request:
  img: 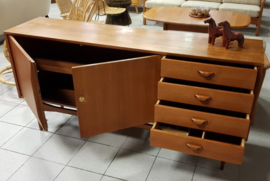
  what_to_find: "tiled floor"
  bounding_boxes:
[0,2,270,181]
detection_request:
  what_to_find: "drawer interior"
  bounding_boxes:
[162,78,251,94]
[165,56,254,69]
[158,100,247,119]
[204,132,242,145]
[154,122,244,146]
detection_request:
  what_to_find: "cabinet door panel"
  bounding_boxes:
[72,55,161,138]
[8,36,46,130]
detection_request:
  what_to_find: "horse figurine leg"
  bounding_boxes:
[208,36,212,44]
[225,39,230,49]
[211,36,216,45]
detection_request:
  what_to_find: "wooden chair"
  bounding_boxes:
[55,0,73,19]
[95,0,125,16]
[67,0,101,22]
[0,41,16,86]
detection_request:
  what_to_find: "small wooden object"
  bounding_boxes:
[218,21,244,49]
[189,7,210,18]
[204,18,222,45]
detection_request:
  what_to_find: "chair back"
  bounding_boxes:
[68,0,99,22]
[56,0,73,15]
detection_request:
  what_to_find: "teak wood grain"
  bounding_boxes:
[35,58,82,74]
[158,81,254,114]
[151,123,245,165]
[4,17,264,66]
[155,104,250,138]
[8,36,47,131]
[72,55,161,138]
[161,58,258,90]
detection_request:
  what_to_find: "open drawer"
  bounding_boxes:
[151,122,245,165]
[158,77,254,114]
[155,100,250,138]
[161,56,258,90]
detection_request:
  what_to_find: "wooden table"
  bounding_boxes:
[143,7,251,33]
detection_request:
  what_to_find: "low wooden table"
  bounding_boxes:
[143,7,251,33]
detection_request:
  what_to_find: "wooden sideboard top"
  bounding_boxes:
[4,17,264,66]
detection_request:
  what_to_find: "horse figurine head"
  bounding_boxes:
[218,20,244,49]
[218,21,231,30]
[204,18,222,45]
[204,18,214,24]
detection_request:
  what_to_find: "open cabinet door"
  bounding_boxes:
[72,55,161,138]
[8,36,47,130]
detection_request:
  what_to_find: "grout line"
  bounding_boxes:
[145,148,161,181]
[53,140,88,181]
[191,157,199,181]
[0,101,21,118]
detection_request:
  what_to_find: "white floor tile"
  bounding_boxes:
[0,104,35,126]
[105,149,155,181]
[239,151,270,181]
[0,100,17,117]
[0,74,14,95]
[0,122,22,146]
[56,116,82,139]
[193,167,238,181]
[88,128,133,147]
[158,148,198,165]
[0,149,29,181]
[20,101,28,105]
[34,134,85,164]
[147,157,194,181]
[27,112,72,133]
[101,176,125,181]
[68,142,119,174]
[2,127,53,155]
[9,157,64,181]
[121,128,160,156]
[196,157,239,176]
[55,166,102,181]
[0,87,24,104]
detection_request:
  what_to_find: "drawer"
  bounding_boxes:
[158,78,254,113]
[151,122,245,165]
[155,100,250,138]
[161,57,258,90]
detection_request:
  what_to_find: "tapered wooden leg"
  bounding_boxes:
[220,161,225,170]
[134,6,139,14]
[143,18,146,25]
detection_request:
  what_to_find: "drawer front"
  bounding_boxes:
[151,123,245,165]
[155,104,250,138]
[158,82,254,113]
[161,58,257,90]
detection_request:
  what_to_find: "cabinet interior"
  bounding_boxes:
[14,36,152,107]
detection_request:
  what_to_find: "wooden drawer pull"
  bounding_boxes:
[187,143,203,151]
[194,94,212,102]
[191,118,208,126]
[198,71,215,78]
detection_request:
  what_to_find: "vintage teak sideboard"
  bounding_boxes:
[4,17,269,166]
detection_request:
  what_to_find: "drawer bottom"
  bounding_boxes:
[151,122,245,165]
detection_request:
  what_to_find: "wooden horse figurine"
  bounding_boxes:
[204,18,222,45]
[218,21,244,49]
